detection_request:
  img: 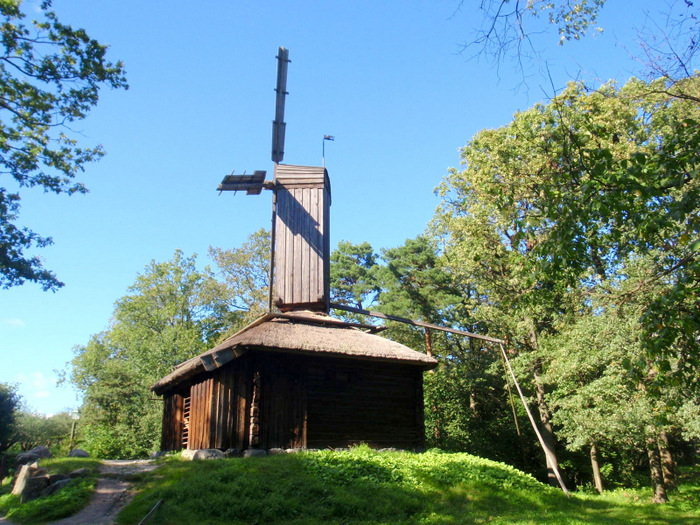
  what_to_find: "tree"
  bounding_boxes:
[209,228,271,329]
[439,76,699,384]
[457,0,698,88]
[11,411,73,452]
[458,0,606,58]
[330,240,380,310]
[68,250,229,458]
[436,74,699,498]
[0,382,20,453]
[0,0,127,291]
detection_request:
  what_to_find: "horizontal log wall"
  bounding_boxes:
[160,350,427,452]
[305,358,425,450]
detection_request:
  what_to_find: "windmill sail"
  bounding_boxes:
[271,47,290,164]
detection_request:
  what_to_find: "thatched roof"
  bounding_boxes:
[151,311,437,395]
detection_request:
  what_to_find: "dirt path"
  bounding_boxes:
[51,460,160,525]
[0,459,160,525]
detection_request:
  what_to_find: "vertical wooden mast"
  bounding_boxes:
[218,47,331,313]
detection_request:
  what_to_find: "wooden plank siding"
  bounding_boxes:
[273,165,330,312]
[160,350,426,452]
[160,393,184,451]
[188,377,212,450]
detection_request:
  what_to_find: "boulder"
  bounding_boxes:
[20,475,49,503]
[193,449,225,460]
[224,448,242,458]
[68,468,88,479]
[15,452,40,466]
[28,446,52,459]
[11,464,34,496]
[48,473,69,484]
[68,448,90,458]
[243,449,267,458]
[182,449,225,461]
[41,478,72,498]
[268,448,286,455]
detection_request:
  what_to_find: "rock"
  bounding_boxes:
[268,448,285,455]
[68,448,90,458]
[15,452,40,466]
[243,449,267,458]
[28,446,52,459]
[285,448,303,454]
[378,448,398,453]
[48,473,69,484]
[41,478,72,498]
[193,449,225,460]
[12,464,34,496]
[182,449,225,460]
[150,450,166,459]
[68,468,88,479]
[224,448,242,458]
[20,475,49,503]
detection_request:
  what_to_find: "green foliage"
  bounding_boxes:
[377,236,464,324]
[209,228,271,330]
[0,0,127,291]
[434,75,700,492]
[0,382,20,452]
[117,449,700,525]
[330,240,380,311]
[68,250,229,458]
[11,411,73,453]
[0,457,99,523]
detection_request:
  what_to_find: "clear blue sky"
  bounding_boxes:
[1,0,666,414]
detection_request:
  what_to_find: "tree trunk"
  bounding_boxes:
[424,327,433,358]
[658,430,676,491]
[527,320,564,489]
[590,443,604,494]
[647,436,668,503]
[532,362,562,488]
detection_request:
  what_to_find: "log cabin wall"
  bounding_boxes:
[305,357,425,450]
[274,165,331,312]
[160,393,184,451]
[188,376,213,450]
[161,350,427,452]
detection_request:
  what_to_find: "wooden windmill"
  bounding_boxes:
[217,47,331,313]
[156,47,568,495]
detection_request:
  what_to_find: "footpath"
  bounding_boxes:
[0,459,160,525]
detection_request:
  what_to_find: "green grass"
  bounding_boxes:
[117,447,700,525]
[0,457,100,524]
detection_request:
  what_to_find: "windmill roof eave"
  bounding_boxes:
[151,311,437,395]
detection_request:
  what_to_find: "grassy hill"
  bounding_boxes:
[116,447,700,525]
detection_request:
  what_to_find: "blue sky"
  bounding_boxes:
[0,0,667,414]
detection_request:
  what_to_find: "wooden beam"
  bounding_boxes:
[329,303,505,344]
[271,47,290,164]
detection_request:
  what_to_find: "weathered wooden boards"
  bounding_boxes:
[160,351,426,452]
[274,164,331,312]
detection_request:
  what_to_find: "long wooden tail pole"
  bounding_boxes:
[329,302,571,496]
[498,343,570,496]
[329,303,505,344]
